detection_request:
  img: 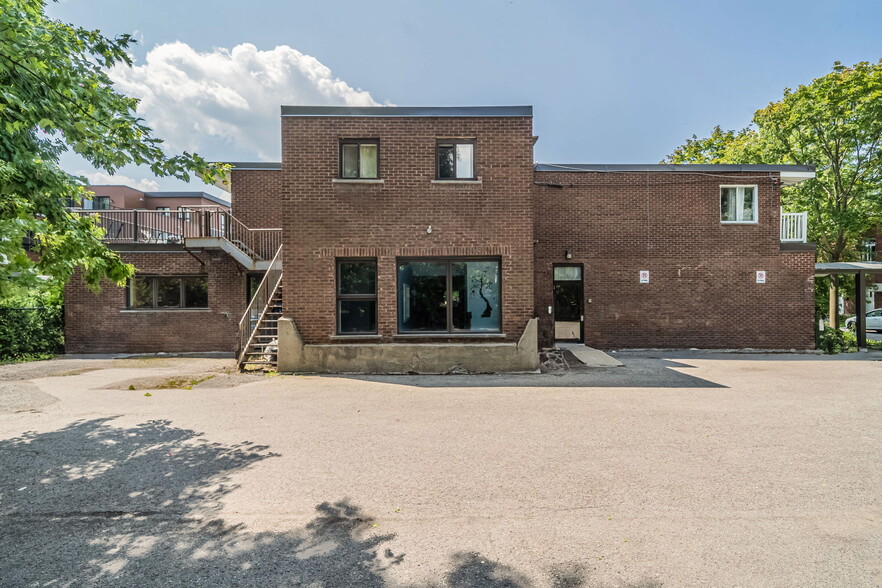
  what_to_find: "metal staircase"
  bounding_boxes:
[76,208,282,270]
[237,246,283,370]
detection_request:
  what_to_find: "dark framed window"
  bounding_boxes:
[156,206,171,217]
[127,276,208,309]
[397,258,500,333]
[336,259,378,334]
[340,139,379,179]
[246,273,266,304]
[436,139,476,180]
[93,196,111,210]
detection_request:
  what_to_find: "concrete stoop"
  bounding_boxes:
[557,342,624,367]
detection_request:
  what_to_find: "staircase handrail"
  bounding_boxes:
[237,245,283,365]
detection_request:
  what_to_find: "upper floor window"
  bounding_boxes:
[177,207,191,222]
[156,206,171,217]
[436,139,475,180]
[127,276,208,309]
[720,186,757,224]
[340,139,379,179]
[861,239,876,262]
[93,196,111,210]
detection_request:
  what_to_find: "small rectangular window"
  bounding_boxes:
[156,206,171,217]
[437,140,476,180]
[93,196,111,210]
[177,207,191,222]
[721,186,758,223]
[340,140,379,179]
[336,260,378,334]
[127,276,208,309]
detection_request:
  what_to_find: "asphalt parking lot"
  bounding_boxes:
[0,351,880,587]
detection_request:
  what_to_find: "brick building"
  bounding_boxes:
[64,105,816,372]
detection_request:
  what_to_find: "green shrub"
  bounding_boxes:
[817,327,856,354]
[0,307,63,360]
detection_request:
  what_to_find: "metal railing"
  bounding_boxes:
[237,245,283,365]
[780,211,808,243]
[75,209,282,260]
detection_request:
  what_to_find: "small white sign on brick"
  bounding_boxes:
[639,270,650,284]
[756,270,767,284]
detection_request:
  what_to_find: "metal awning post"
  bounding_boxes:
[856,271,866,349]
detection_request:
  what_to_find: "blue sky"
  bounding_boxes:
[50,0,882,195]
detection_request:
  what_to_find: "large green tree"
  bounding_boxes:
[666,60,882,265]
[666,61,882,325]
[0,0,222,298]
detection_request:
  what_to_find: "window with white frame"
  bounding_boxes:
[720,186,757,223]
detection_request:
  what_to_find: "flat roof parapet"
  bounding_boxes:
[227,162,282,170]
[534,163,815,173]
[280,105,533,117]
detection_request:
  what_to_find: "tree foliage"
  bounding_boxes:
[0,0,223,297]
[664,60,882,263]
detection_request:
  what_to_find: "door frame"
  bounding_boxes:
[552,263,584,343]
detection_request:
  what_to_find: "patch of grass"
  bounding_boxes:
[0,353,55,366]
[151,374,216,390]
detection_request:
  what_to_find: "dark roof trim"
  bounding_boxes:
[144,191,230,206]
[534,163,815,173]
[281,105,532,118]
[227,162,282,170]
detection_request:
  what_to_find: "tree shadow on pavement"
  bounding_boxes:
[0,418,660,587]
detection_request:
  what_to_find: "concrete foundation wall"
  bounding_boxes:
[277,318,539,374]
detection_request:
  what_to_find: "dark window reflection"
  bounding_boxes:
[336,260,377,334]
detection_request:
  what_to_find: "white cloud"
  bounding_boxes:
[109,42,380,160]
[79,170,160,192]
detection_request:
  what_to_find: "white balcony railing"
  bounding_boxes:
[780,211,808,243]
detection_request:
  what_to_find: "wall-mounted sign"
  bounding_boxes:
[756,270,766,284]
[639,270,650,283]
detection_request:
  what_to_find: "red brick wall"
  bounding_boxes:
[279,115,535,344]
[86,185,145,209]
[533,171,816,349]
[64,250,246,353]
[231,170,282,228]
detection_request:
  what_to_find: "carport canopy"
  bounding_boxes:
[815,261,882,348]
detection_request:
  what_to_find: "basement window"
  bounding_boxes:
[336,259,378,334]
[720,186,758,224]
[127,276,208,309]
[340,139,379,179]
[436,139,476,180]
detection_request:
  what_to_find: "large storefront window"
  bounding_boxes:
[397,259,501,333]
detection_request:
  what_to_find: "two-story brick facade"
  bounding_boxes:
[64,105,816,372]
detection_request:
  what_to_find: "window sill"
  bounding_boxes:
[721,221,759,225]
[393,332,506,339]
[120,308,212,313]
[329,334,382,340]
[430,179,482,185]
[332,178,384,184]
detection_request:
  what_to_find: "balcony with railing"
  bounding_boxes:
[780,211,808,243]
[74,208,282,269]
